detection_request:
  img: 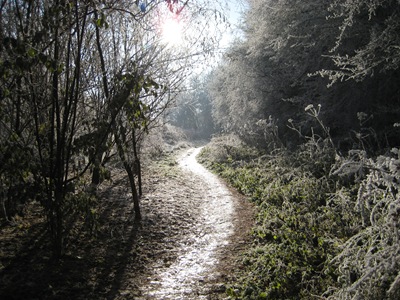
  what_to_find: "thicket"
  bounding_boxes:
[209,0,400,152]
[199,130,400,299]
[203,2,400,297]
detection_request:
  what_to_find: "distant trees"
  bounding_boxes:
[209,0,400,152]
[169,73,215,139]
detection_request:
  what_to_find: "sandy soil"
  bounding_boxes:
[0,147,255,299]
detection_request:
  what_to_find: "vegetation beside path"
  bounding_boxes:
[198,135,400,300]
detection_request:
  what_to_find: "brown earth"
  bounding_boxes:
[0,147,255,299]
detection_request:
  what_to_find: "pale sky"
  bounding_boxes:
[220,0,248,50]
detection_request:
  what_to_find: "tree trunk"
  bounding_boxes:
[50,6,64,258]
[91,153,102,185]
[92,9,110,186]
[114,127,141,219]
[125,162,141,220]
[136,160,142,197]
[52,182,64,259]
[132,129,142,196]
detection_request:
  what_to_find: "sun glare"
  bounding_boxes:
[161,17,183,46]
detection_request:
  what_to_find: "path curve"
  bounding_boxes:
[140,147,236,299]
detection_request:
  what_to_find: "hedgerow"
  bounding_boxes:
[199,135,400,299]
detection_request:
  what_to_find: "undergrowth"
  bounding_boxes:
[199,133,400,299]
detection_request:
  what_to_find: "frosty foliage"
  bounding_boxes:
[327,148,400,299]
[200,122,400,299]
[320,0,400,83]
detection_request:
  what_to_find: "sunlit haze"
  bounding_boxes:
[161,17,183,46]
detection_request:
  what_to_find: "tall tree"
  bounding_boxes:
[210,0,338,149]
[0,0,95,257]
[318,0,400,149]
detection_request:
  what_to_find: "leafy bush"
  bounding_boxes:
[198,134,260,165]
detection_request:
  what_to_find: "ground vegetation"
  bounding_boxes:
[199,129,400,299]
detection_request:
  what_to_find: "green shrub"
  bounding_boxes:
[200,136,373,299]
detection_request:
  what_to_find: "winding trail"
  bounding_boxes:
[0,146,254,300]
[139,147,238,299]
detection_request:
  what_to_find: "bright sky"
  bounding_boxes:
[154,0,248,76]
[158,0,247,50]
[161,16,183,46]
[221,0,247,46]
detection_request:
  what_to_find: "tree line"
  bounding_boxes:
[208,0,400,153]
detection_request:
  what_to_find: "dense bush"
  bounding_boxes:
[325,148,400,299]
[199,136,400,299]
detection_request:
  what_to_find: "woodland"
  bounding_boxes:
[1,0,400,299]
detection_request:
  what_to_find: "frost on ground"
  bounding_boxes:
[139,147,241,299]
[0,147,254,300]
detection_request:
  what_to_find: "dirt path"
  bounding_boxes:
[137,147,250,299]
[0,147,254,300]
